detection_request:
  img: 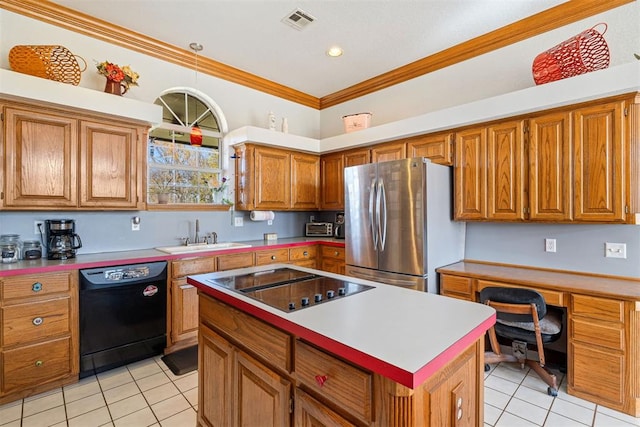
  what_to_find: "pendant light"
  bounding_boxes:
[189,42,204,146]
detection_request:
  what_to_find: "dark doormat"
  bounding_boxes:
[161,345,198,376]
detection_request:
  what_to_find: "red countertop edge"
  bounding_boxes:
[189,278,496,389]
[0,239,344,277]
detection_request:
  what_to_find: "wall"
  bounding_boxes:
[0,210,313,255]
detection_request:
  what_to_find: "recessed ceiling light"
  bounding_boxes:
[327,46,343,57]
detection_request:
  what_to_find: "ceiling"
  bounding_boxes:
[49,0,567,98]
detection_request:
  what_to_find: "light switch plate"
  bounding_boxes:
[605,242,626,258]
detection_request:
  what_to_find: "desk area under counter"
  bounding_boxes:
[437,260,640,417]
[188,264,495,426]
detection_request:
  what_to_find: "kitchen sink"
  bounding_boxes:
[155,242,252,254]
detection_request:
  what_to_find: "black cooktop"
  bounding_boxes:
[207,268,374,312]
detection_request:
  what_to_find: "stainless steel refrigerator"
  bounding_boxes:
[344,157,465,293]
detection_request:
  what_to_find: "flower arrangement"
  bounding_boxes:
[96,61,139,89]
[212,176,228,194]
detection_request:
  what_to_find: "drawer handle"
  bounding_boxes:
[271,255,276,260]
[303,251,309,257]
[32,317,44,326]
[315,375,328,387]
[32,282,43,292]
[35,360,44,367]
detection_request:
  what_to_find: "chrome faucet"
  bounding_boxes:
[194,219,200,244]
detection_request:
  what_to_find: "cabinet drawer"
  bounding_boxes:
[2,297,71,347]
[217,252,254,271]
[320,246,345,260]
[2,336,72,393]
[172,257,216,278]
[441,275,472,297]
[1,272,71,300]
[289,246,317,261]
[255,249,289,265]
[571,318,624,350]
[571,294,624,323]
[477,280,565,307]
[295,340,372,423]
[199,294,291,373]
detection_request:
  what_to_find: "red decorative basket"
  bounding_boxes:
[532,23,610,85]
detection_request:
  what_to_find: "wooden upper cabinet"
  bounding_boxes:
[371,141,406,163]
[3,106,78,208]
[254,146,291,210]
[234,144,319,211]
[344,148,370,167]
[320,152,344,210]
[291,152,320,210]
[486,120,525,220]
[528,111,572,221]
[406,132,454,165]
[573,101,626,222]
[454,127,487,220]
[80,120,142,209]
[1,101,147,211]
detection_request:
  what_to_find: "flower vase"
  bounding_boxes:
[104,79,127,96]
[213,191,224,204]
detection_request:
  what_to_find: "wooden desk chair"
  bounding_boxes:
[480,286,563,396]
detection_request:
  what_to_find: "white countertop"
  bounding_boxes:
[188,263,496,388]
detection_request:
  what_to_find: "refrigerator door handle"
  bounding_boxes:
[375,178,384,251]
[369,178,378,250]
[379,179,387,251]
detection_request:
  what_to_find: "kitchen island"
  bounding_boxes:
[188,264,495,426]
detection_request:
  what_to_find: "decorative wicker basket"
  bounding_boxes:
[9,45,86,86]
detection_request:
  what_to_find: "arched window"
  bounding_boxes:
[147,88,229,205]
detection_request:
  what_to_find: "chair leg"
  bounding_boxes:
[526,360,558,396]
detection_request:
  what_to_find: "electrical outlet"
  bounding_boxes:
[545,238,556,253]
[605,242,626,258]
[310,215,315,222]
[234,216,243,227]
[34,221,44,235]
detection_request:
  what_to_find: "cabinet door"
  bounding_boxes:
[344,148,370,167]
[254,146,291,209]
[199,326,233,427]
[3,107,78,208]
[79,120,142,209]
[170,279,198,344]
[528,112,572,221]
[291,152,320,210]
[573,101,625,222]
[486,120,525,220]
[294,388,353,427]
[320,153,344,210]
[406,132,454,165]
[235,350,291,427]
[454,127,487,220]
[371,141,406,163]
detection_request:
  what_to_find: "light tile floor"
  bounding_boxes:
[2,358,640,426]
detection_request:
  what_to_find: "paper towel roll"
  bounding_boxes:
[250,211,275,221]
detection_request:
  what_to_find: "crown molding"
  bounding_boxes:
[1,0,633,110]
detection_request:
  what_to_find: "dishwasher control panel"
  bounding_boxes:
[105,266,150,281]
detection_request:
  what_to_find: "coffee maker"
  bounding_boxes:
[45,219,82,260]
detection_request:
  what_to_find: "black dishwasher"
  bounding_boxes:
[79,261,167,378]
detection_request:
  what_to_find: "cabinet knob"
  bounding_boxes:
[315,375,328,387]
[32,282,43,292]
[271,255,276,260]
[334,251,339,256]
[303,251,309,257]
[35,360,43,367]
[32,317,43,326]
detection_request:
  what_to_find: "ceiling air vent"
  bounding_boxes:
[281,8,315,31]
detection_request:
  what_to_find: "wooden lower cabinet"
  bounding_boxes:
[0,271,78,404]
[319,245,345,275]
[198,292,482,426]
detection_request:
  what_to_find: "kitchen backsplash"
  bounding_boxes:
[0,210,314,255]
